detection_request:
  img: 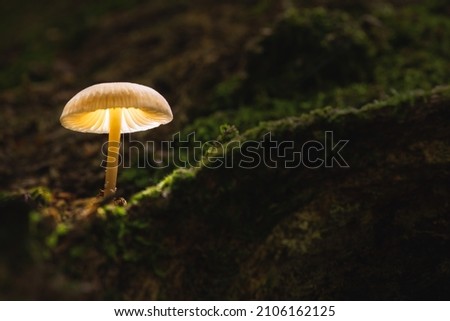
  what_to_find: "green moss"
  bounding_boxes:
[69,245,86,259]
[217,124,240,143]
[44,81,450,300]
[233,7,377,102]
[45,222,69,248]
[131,168,198,204]
[131,85,450,213]
[7,1,449,300]
[187,3,450,140]
[0,192,12,204]
[119,168,153,190]
[28,186,53,206]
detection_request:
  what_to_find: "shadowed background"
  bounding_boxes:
[0,0,449,299]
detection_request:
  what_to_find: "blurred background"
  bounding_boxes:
[0,0,449,300]
[1,0,279,196]
[1,0,449,196]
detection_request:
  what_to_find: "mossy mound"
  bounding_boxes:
[1,1,450,300]
[188,2,450,141]
[22,86,447,300]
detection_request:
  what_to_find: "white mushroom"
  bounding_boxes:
[60,82,173,198]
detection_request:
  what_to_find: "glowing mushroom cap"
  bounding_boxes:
[60,82,173,134]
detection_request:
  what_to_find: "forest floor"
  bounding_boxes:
[1,0,450,299]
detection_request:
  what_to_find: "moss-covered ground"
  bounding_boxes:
[1,0,449,299]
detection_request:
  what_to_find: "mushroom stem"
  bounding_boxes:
[104,108,122,198]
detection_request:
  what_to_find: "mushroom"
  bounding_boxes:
[60,82,173,198]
